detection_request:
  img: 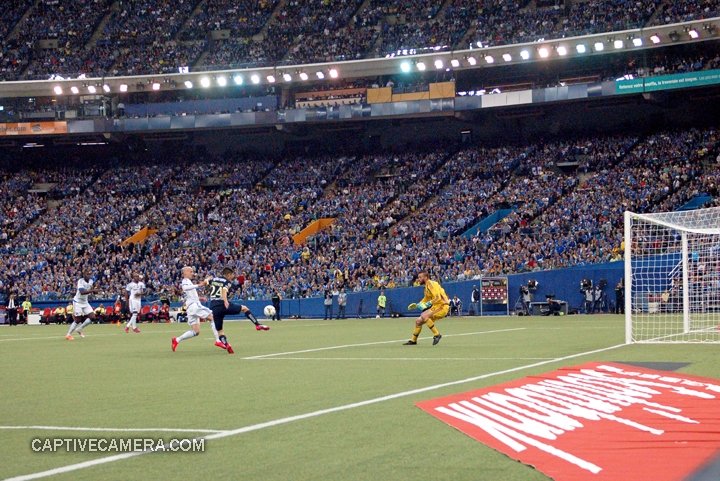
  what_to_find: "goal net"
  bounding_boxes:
[625,208,720,343]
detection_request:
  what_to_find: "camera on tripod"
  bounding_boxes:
[520,280,538,295]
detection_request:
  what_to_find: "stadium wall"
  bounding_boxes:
[29,262,624,318]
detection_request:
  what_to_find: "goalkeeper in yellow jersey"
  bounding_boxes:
[404,271,449,345]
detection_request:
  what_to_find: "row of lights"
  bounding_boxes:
[53,68,342,95]
[399,27,716,72]
[190,68,340,89]
[54,83,131,95]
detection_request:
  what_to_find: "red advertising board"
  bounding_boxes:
[416,362,720,481]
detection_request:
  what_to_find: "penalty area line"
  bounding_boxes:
[3,342,626,481]
[246,357,556,361]
[242,327,527,359]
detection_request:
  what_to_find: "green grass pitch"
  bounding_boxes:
[1,315,719,481]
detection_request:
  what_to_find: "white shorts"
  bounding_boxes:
[73,302,94,317]
[186,302,212,326]
[129,298,141,314]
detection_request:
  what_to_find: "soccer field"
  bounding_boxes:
[1,315,719,481]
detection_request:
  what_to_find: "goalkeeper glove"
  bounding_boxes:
[408,301,432,311]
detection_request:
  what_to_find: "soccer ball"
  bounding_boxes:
[264,305,276,318]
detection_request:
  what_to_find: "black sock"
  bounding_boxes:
[245,311,259,326]
[219,335,227,345]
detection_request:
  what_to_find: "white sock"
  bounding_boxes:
[176,330,197,343]
[211,322,220,342]
[67,322,78,336]
[130,313,138,329]
[78,319,92,331]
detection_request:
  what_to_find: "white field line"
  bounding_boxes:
[4,342,626,481]
[0,334,119,342]
[242,327,527,359]
[246,357,555,361]
[0,426,224,434]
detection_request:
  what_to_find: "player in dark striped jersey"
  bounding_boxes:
[208,267,269,354]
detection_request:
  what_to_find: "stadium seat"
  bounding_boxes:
[158,305,171,323]
[139,305,151,322]
[40,308,51,325]
[150,304,160,323]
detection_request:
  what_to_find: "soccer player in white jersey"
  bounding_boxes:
[172,266,214,352]
[66,271,99,340]
[125,273,146,333]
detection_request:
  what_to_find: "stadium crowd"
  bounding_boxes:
[2,0,719,80]
[0,125,717,302]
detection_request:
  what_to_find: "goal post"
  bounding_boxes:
[625,208,720,343]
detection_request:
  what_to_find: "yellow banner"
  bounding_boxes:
[0,122,68,136]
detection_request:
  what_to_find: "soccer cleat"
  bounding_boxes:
[125,326,129,333]
[214,341,227,349]
[65,335,74,340]
[433,334,442,346]
[133,328,141,333]
[403,340,417,345]
[256,324,270,331]
[171,337,178,352]
[226,344,234,354]
[78,330,85,338]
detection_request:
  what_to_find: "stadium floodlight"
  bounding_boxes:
[484,55,494,64]
[502,53,512,62]
[434,59,443,69]
[200,77,211,88]
[283,73,292,82]
[650,34,661,44]
[329,68,339,78]
[119,84,128,92]
[53,86,63,95]
[217,76,227,87]
[557,46,567,56]
[576,44,587,53]
[233,75,243,85]
[614,39,624,49]
[152,82,161,91]
[316,71,325,79]
[594,41,604,51]
[184,80,193,89]
[416,62,426,71]
[520,50,530,60]
[103,84,111,93]
[538,47,549,58]
[400,61,411,72]
[299,72,309,80]
[87,85,97,94]
[70,86,79,94]
[251,74,260,84]
[632,37,643,47]
[267,75,276,83]
[688,29,699,39]
[467,56,477,66]
[450,59,460,68]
